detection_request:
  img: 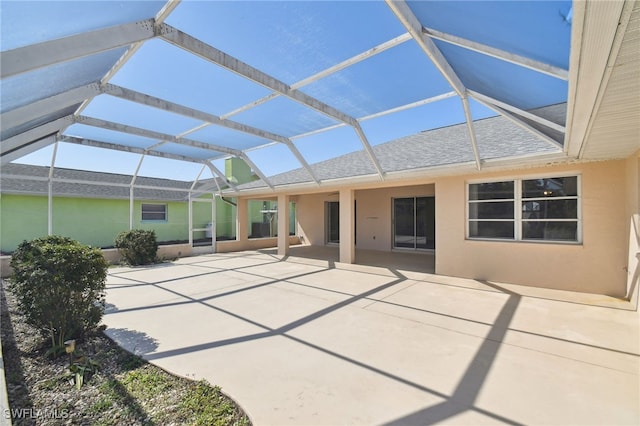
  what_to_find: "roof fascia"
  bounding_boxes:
[223,151,572,198]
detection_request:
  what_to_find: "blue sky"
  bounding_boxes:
[4,1,572,181]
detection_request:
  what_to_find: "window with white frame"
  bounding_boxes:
[467,175,580,242]
[141,203,167,221]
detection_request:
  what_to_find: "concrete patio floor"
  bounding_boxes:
[104,246,639,425]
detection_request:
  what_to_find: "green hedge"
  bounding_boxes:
[9,235,108,351]
[115,229,158,266]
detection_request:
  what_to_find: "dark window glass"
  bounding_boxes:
[522,177,578,198]
[142,204,167,221]
[468,221,514,239]
[522,221,577,241]
[522,199,577,220]
[469,181,514,200]
[469,201,514,220]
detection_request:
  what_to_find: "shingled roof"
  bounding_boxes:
[237,103,566,190]
[0,163,224,201]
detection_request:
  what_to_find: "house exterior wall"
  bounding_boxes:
[355,185,435,251]
[295,159,630,296]
[435,160,628,297]
[0,194,223,252]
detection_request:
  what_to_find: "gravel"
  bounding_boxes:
[1,280,251,426]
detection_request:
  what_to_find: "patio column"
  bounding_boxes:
[339,188,355,264]
[237,197,248,242]
[277,194,289,256]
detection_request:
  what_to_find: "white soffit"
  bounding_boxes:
[580,1,640,159]
[566,0,640,159]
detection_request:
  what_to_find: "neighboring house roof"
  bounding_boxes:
[0,163,225,201]
[237,104,566,190]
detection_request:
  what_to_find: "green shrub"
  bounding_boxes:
[9,236,108,353]
[115,229,158,265]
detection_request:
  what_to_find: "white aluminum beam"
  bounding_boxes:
[102,84,320,182]
[1,115,73,154]
[1,84,101,130]
[467,90,566,133]
[48,141,59,235]
[102,84,290,144]
[158,23,358,127]
[360,91,458,122]
[283,142,320,184]
[385,0,485,170]
[238,153,275,190]
[460,98,482,170]
[1,19,157,79]
[290,92,457,140]
[422,26,569,80]
[204,161,238,193]
[385,0,466,96]
[74,116,277,190]
[474,102,565,151]
[158,24,389,181]
[221,32,412,120]
[75,115,234,156]
[353,122,385,179]
[61,135,208,164]
[0,135,57,165]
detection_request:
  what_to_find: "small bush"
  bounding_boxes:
[9,235,108,352]
[115,229,158,265]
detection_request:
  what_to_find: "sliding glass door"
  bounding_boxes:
[326,201,340,244]
[393,197,435,250]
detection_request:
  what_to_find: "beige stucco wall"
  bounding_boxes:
[295,160,630,296]
[435,160,628,297]
[624,151,639,306]
[296,184,435,250]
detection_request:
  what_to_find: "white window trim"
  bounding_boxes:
[466,173,582,244]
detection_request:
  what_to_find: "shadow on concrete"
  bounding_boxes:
[104,328,159,356]
[259,245,435,274]
[383,281,523,425]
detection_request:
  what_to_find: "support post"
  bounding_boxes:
[188,193,193,246]
[277,194,290,256]
[339,189,355,264]
[211,194,217,253]
[47,141,59,235]
[237,198,248,242]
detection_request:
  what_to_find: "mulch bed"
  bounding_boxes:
[0,280,250,425]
